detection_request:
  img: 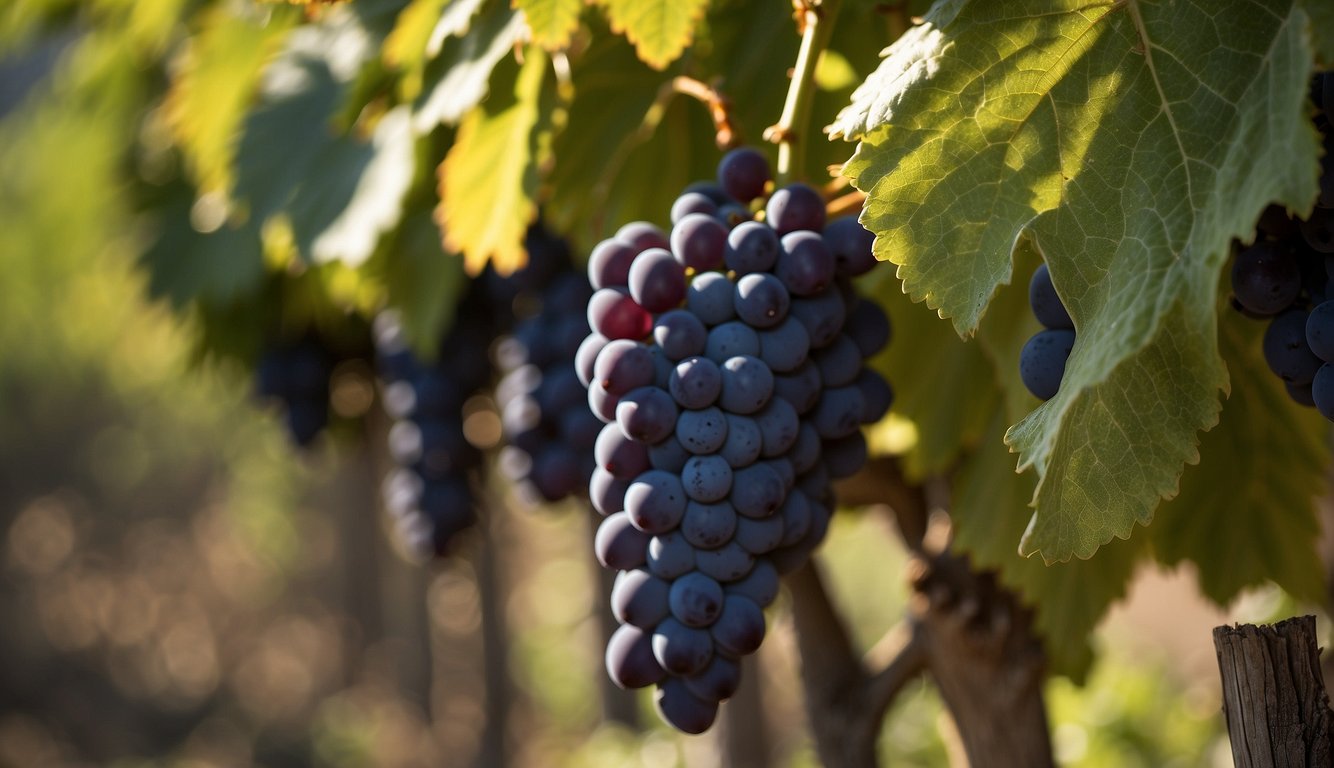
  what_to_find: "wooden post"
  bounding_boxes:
[1213,616,1333,767]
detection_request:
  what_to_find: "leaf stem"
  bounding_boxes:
[768,0,843,186]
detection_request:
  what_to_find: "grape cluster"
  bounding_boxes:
[375,224,589,557]
[374,306,490,559]
[1230,72,1334,417]
[1019,263,1076,400]
[494,247,601,503]
[581,148,892,733]
[255,338,334,446]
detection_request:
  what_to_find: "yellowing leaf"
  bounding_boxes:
[599,0,709,70]
[439,48,552,275]
[515,0,583,50]
[165,6,296,192]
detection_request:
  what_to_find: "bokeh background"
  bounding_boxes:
[1,7,1328,768]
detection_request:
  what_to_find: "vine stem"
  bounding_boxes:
[768,0,844,186]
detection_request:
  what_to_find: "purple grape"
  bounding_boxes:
[671,191,719,224]
[611,568,670,628]
[683,655,741,703]
[1019,329,1075,401]
[725,221,781,275]
[694,541,754,582]
[687,271,737,326]
[710,595,766,656]
[725,559,779,607]
[734,272,791,328]
[575,333,609,388]
[616,386,679,444]
[593,339,655,395]
[655,676,718,734]
[624,470,688,533]
[705,322,761,361]
[588,238,638,289]
[776,230,836,296]
[717,147,772,202]
[1029,263,1074,330]
[719,413,763,469]
[588,287,653,340]
[757,317,811,373]
[669,356,723,409]
[595,422,651,478]
[616,221,670,252]
[668,572,725,627]
[682,454,734,503]
[845,299,891,358]
[653,309,708,361]
[676,406,729,455]
[606,624,666,689]
[766,183,826,235]
[589,466,630,515]
[719,355,774,415]
[1263,309,1321,385]
[1231,242,1300,316]
[647,531,696,579]
[823,216,877,277]
[628,248,687,313]
[681,500,738,550]
[671,213,728,271]
[595,511,651,570]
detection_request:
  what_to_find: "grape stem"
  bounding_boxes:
[768,0,843,186]
[670,76,739,148]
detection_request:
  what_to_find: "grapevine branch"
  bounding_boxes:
[768,0,844,185]
[669,76,740,148]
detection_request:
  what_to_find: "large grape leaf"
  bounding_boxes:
[834,0,1324,561]
[412,0,526,131]
[516,0,584,50]
[598,0,709,70]
[438,48,553,275]
[952,412,1147,681]
[1297,0,1334,63]
[1151,307,1328,606]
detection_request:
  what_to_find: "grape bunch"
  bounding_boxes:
[494,242,601,503]
[255,338,334,446]
[1019,263,1076,400]
[1230,72,1334,417]
[580,148,892,733]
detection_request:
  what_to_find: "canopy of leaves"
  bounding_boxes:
[834,0,1327,563]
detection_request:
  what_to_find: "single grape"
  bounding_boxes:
[671,213,729,271]
[616,386,679,444]
[845,299,892,358]
[1029,263,1074,330]
[681,454,734,503]
[676,407,729,455]
[725,221,781,275]
[624,470,688,533]
[594,339,655,395]
[824,432,868,479]
[719,413,763,469]
[687,271,738,326]
[1019,329,1075,401]
[717,147,772,202]
[776,231,836,296]
[734,272,791,329]
[652,617,715,676]
[813,335,862,388]
[647,531,697,579]
[588,287,653,340]
[587,238,638,289]
[766,183,826,235]
[628,248,687,313]
[595,422,652,478]
[773,360,823,414]
[710,595,766,657]
[788,289,846,349]
[668,572,725,627]
[606,624,666,689]
[589,466,630,515]
[611,568,670,628]
[754,397,799,457]
[1231,242,1301,316]
[730,462,787,518]
[595,511,651,570]
[654,310,708,361]
[668,356,723,409]
[811,385,865,440]
[681,500,738,550]
[719,355,775,415]
[648,434,691,473]
[1263,310,1321,385]
[855,368,894,424]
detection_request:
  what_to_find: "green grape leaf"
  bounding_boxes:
[287,106,416,268]
[1151,308,1329,606]
[439,48,553,275]
[952,412,1147,681]
[413,0,527,130]
[141,182,266,307]
[545,24,716,244]
[516,0,584,50]
[598,0,709,70]
[835,0,1323,561]
[165,5,297,193]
